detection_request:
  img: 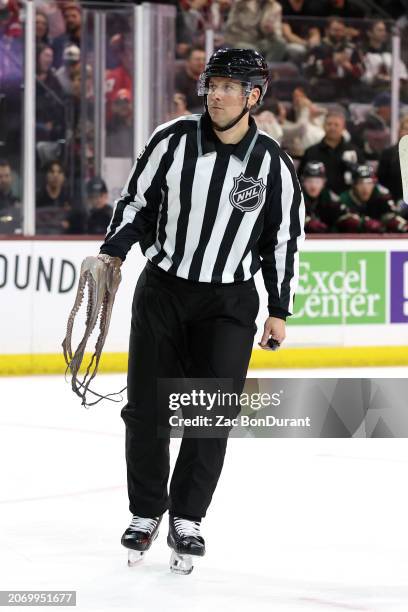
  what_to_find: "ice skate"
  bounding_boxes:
[121,514,162,566]
[167,516,205,575]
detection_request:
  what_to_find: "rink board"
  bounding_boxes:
[0,236,407,373]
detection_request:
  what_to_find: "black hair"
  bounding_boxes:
[36,9,50,40]
[367,19,387,32]
[36,42,53,73]
[187,45,205,59]
[326,16,345,28]
[44,160,65,174]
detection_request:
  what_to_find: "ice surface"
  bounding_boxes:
[1,370,408,611]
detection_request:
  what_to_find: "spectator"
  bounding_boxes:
[0,158,21,232]
[106,33,132,121]
[253,100,284,143]
[168,93,193,120]
[298,108,365,194]
[36,0,66,39]
[281,23,322,64]
[56,44,80,95]
[278,104,308,155]
[291,87,326,123]
[0,0,23,94]
[0,0,23,177]
[337,164,408,232]
[52,2,81,68]
[210,0,232,32]
[181,0,208,38]
[175,4,191,59]
[369,91,392,127]
[37,42,56,80]
[280,87,326,157]
[301,160,345,232]
[0,0,21,39]
[361,20,408,101]
[175,46,206,113]
[303,16,364,101]
[85,177,113,234]
[279,0,325,62]
[35,159,77,234]
[36,43,65,142]
[176,0,209,58]
[105,12,132,68]
[64,66,95,202]
[378,114,408,204]
[224,0,287,62]
[35,10,51,47]
[351,91,391,160]
[259,100,307,156]
[255,94,323,158]
[0,159,19,210]
[106,88,133,157]
[36,161,70,208]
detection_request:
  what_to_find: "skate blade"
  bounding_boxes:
[126,529,160,566]
[128,550,145,566]
[169,550,194,575]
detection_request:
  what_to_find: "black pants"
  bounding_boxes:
[121,260,259,520]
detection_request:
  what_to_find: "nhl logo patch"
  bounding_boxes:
[229,173,266,212]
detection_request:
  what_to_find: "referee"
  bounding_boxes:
[99,48,305,574]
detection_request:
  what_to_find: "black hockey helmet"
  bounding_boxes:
[352,164,376,183]
[198,48,269,132]
[302,161,326,179]
[198,48,269,103]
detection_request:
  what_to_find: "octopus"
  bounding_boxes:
[62,254,123,407]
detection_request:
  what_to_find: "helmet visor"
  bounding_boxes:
[197,73,253,98]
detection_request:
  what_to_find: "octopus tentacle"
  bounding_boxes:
[69,275,100,379]
[80,292,109,400]
[61,255,122,407]
[62,272,87,365]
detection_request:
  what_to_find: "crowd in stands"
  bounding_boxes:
[1,0,408,235]
[174,0,408,233]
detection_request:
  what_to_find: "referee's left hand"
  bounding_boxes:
[258,317,286,350]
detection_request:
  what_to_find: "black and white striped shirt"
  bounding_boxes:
[100,113,305,320]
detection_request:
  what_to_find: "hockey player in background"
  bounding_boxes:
[301,160,345,232]
[337,164,408,233]
[96,48,305,575]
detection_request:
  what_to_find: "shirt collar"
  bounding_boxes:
[321,136,345,151]
[199,112,258,161]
